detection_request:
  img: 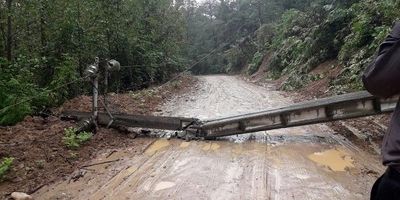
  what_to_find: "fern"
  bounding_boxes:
[63,127,93,149]
[0,157,14,182]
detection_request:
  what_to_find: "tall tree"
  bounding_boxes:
[5,0,12,61]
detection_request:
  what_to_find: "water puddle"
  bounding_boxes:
[202,143,220,151]
[145,140,170,155]
[308,148,354,172]
[154,181,176,191]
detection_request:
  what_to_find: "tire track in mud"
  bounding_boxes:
[34,75,385,200]
[88,139,163,199]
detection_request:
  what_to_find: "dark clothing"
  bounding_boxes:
[363,22,400,169]
[370,167,400,200]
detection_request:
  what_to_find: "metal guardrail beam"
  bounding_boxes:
[195,91,399,138]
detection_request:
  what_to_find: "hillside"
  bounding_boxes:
[187,0,399,95]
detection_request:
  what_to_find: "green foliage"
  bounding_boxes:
[63,127,93,149]
[244,0,398,92]
[247,52,264,75]
[332,0,399,93]
[187,0,291,74]
[0,56,50,125]
[267,4,353,81]
[0,55,80,125]
[186,0,399,93]
[49,55,80,105]
[225,38,258,73]
[130,88,158,100]
[0,157,14,182]
[269,9,308,51]
[255,24,276,50]
[282,73,323,91]
[0,0,188,124]
[35,159,46,169]
[224,46,246,73]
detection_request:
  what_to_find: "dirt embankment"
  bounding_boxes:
[0,75,197,198]
[247,59,390,155]
[296,61,389,155]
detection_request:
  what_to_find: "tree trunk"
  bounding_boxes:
[77,0,84,77]
[6,0,12,61]
[0,23,5,57]
[40,0,47,56]
[257,0,262,26]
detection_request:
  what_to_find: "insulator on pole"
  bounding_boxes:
[107,59,121,71]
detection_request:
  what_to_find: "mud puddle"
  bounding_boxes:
[308,148,355,172]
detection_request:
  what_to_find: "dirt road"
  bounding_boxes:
[34,75,384,200]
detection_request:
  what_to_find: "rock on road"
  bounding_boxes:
[34,75,384,200]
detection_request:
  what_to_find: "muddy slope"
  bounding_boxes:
[0,75,196,199]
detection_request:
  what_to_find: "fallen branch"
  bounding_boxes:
[29,183,46,194]
[58,153,73,166]
[80,159,120,168]
[106,150,117,158]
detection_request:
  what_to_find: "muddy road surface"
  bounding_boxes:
[35,75,384,200]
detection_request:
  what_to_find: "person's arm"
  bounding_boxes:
[362,22,400,98]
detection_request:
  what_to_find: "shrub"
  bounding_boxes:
[0,157,14,182]
[63,127,93,149]
[262,0,399,93]
[247,52,264,75]
[49,55,80,105]
[0,57,50,125]
[0,55,83,125]
[333,0,398,93]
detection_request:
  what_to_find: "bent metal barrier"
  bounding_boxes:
[194,91,398,138]
[62,91,399,139]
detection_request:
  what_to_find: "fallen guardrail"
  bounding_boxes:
[194,91,398,138]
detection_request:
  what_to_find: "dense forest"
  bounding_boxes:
[187,0,400,90]
[1,0,399,125]
[0,0,188,125]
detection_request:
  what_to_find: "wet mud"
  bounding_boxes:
[34,75,384,200]
[308,148,355,172]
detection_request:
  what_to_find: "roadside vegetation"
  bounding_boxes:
[0,0,187,125]
[0,157,13,182]
[185,0,400,94]
[63,127,93,150]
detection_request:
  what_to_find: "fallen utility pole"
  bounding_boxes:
[62,91,398,139]
[62,111,199,131]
